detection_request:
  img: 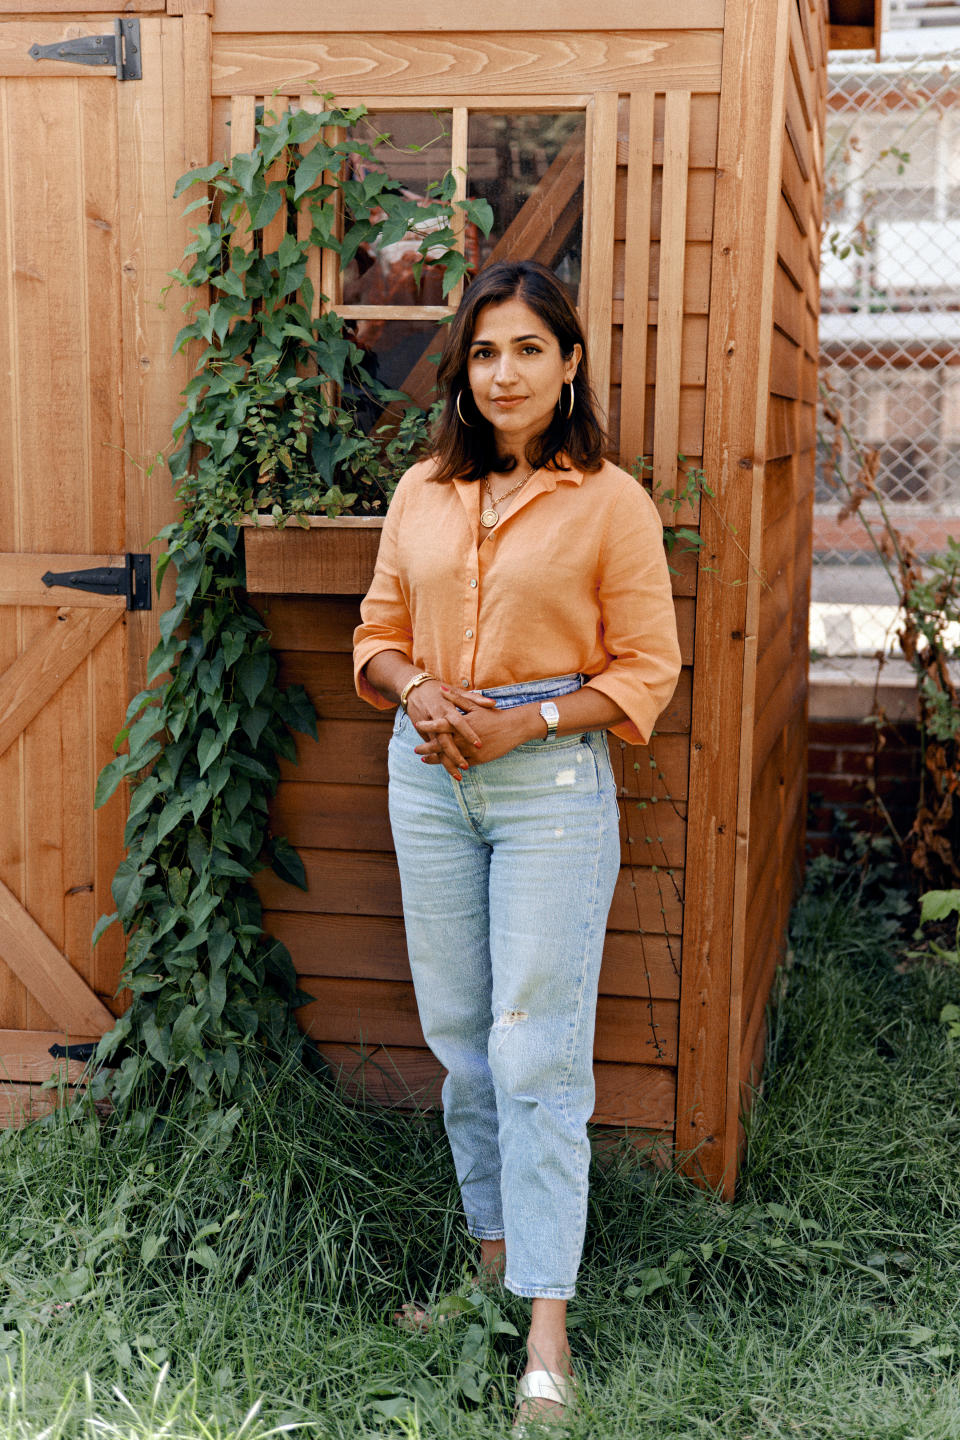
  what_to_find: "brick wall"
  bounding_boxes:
[807,718,922,855]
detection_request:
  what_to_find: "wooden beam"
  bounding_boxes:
[583,92,619,434]
[652,90,691,496]
[676,0,792,1198]
[210,33,724,98]
[118,16,209,701]
[618,92,655,468]
[0,878,114,1035]
[827,25,875,50]
[211,1,725,31]
[0,606,121,758]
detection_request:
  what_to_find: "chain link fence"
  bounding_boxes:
[813,35,960,661]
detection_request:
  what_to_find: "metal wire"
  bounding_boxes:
[813,38,960,657]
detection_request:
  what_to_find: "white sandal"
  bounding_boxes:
[514,1369,576,1431]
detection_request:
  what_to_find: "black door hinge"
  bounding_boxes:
[29,18,141,81]
[42,553,152,611]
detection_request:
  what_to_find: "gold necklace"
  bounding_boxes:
[479,467,536,530]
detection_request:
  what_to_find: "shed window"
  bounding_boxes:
[317,106,585,417]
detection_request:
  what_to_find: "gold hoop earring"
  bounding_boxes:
[563,381,575,420]
[456,390,474,427]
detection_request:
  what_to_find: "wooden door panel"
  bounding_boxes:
[0,16,202,1106]
[0,603,126,1032]
[0,26,133,1077]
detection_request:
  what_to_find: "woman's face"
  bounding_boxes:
[465,296,581,463]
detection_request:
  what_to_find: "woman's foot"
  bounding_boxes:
[515,1299,574,1429]
[393,1238,506,1331]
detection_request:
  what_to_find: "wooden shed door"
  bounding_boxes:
[0,14,195,1112]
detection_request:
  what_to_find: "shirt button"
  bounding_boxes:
[462,677,469,686]
[469,579,477,588]
[465,629,474,638]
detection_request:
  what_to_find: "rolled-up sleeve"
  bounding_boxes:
[353,481,413,711]
[583,480,682,745]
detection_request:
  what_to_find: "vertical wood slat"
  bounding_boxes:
[320,124,345,313]
[119,16,204,680]
[229,93,256,256]
[582,91,619,431]
[260,92,289,257]
[113,15,214,1003]
[0,76,24,1028]
[182,10,212,171]
[448,106,468,307]
[298,95,323,316]
[676,0,792,1197]
[652,90,690,498]
[618,90,655,469]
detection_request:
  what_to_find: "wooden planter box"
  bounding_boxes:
[243,517,384,595]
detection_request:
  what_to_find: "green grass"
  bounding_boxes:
[2,861,960,1439]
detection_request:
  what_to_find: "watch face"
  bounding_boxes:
[540,701,560,730]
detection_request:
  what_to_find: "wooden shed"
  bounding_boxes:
[0,0,871,1193]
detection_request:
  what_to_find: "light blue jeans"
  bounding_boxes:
[387,674,621,1299]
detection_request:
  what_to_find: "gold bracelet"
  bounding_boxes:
[399,670,436,710]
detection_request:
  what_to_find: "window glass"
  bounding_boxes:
[338,109,587,414]
[342,110,453,309]
[466,112,585,299]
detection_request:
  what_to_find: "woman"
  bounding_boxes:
[353,259,681,1426]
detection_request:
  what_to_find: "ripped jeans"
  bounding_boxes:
[387,674,621,1298]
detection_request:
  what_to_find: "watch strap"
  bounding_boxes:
[539,700,560,737]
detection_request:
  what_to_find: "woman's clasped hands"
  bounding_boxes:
[406,681,535,780]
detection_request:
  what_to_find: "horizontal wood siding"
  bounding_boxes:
[738,0,824,1098]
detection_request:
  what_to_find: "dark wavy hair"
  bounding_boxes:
[429,260,605,482]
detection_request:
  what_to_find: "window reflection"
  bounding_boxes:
[467,112,585,298]
[339,110,586,417]
[342,110,453,310]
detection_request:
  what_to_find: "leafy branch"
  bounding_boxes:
[91,100,490,1119]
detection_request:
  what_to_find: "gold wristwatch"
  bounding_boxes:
[399,670,436,710]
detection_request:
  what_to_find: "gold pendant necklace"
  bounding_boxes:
[479,467,535,530]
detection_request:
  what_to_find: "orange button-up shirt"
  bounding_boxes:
[353,456,682,745]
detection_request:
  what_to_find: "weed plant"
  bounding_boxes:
[2,858,960,1439]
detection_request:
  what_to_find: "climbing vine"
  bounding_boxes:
[92,101,491,1116]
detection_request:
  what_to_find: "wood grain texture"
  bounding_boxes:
[0,877,114,1034]
[315,1041,678,1129]
[676,0,792,1198]
[212,1,725,32]
[0,554,126,608]
[269,909,683,1005]
[0,1030,97,1084]
[182,10,212,171]
[298,975,679,1067]
[652,90,690,496]
[270,776,686,865]
[255,850,683,933]
[243,524,383,594]
[265,910,682,999]
[582,91,619,433]
[211,32,724,97]
[0,1083,61,1128]
[118,16,203,696]
[618,91,654,467]
[0,607,121,758]
[0,22,144,77]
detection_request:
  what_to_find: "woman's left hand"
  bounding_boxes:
[414,685,535,767]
